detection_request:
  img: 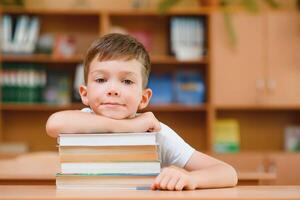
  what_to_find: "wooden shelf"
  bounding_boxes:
[147,103,207,112]
[208,150,300,155]
[0,103,207,112]
[0,7,100,15]
[0,103,85,111]
[1,6,212,16]
[2,54,83,64]
[108,8,212,16]
[215,105,300,111]
[151,55,207,65]
[2,54,207,65]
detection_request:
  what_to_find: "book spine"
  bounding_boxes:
[2,15,13,53]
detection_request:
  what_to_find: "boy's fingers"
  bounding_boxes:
[175,178,186,191]
[167,176,180,191]
[159,175,172,190]
[151,182,156,190]
[153,172,166,188]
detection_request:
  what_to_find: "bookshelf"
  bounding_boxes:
[0,5,211,152]
[1,4,300,155]
[211,9,300,152]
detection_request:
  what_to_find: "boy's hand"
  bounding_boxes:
[132,112,161,132]
[151,166,197,191]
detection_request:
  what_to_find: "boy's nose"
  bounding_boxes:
[106,86,120,96]
[107,91,119,96]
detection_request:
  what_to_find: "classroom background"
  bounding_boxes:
[0,0,300,186]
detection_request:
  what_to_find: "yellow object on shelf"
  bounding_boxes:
[213,119,240,153]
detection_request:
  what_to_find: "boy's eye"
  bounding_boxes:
[123,79,134,85]
[95,78,106,83]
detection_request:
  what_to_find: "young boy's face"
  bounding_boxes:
[79,57,152,120]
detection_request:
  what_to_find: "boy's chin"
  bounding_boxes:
[97,111,135,120]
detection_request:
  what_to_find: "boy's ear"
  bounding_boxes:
[138,88,152,110]
[79,85,89,106]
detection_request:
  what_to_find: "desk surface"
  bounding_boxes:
[0,185,300,200]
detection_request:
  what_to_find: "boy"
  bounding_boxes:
[46,33,237,191]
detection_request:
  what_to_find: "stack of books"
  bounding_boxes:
[56,133,161,189]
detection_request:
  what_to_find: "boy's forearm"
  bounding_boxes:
[46,110,134,138]
[190,163,238,189]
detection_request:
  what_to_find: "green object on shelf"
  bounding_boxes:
[213,119,240,153]
[0,0,24,6]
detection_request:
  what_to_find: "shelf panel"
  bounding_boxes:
[151,55,207,65]
[0,103,207,112]
[215,105,300,111]
[147,103,207,112]
[2,54,83,64]
[0,103,85,111]
[2,54,207,65]
[1,7,212,16]
[108,8,212,16]
[0,7,100,15]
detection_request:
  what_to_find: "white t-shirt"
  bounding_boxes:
[81,108,195,168]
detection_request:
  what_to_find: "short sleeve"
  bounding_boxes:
[156,123,195,168]
[81,107,93,113]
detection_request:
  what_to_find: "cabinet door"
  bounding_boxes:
[266,12,300,106]
[211,12,265,106]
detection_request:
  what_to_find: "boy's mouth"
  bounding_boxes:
[101,102,125,106]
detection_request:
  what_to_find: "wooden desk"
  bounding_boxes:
[237,172,277,185]
[0,172,274,186]
[0,185,299,200]
[0,152,277,186]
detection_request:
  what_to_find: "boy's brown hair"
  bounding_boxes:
[83,33,151,88]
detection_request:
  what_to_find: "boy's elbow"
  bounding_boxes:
[228,164,238,186]
[46,113,63,138]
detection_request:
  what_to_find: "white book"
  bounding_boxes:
[13,15,30,53]
[2,15,13,52]
[58,133,157,146]
[61,161,161,174]
[24,17,40,53]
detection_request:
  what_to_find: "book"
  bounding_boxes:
[284,126,300,152]
[56,173,157,190]
[56,132,161,189]
[59,145,158,153]
[61,161,161,174]
[2,15,13,53]
[24,17,40,53]
[58,133,157,146]
[13,15,30,53]
[170,17,205,61]
[1,64,46,103]
[73,64,84,102]
[213,119,240,153]
[59,145,160,162]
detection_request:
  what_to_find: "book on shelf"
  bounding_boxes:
[1,14,40,54]
[284,126,300,152]
[213,119,240,153]
[0,63,46,103]
[2,15,13,53]
[44,70,72,105]
[73,64,84,102]
[58,133,157,146]
[56,173,158,190]
[170,16,205,61]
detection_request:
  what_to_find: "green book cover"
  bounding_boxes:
[213,119,240,153]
